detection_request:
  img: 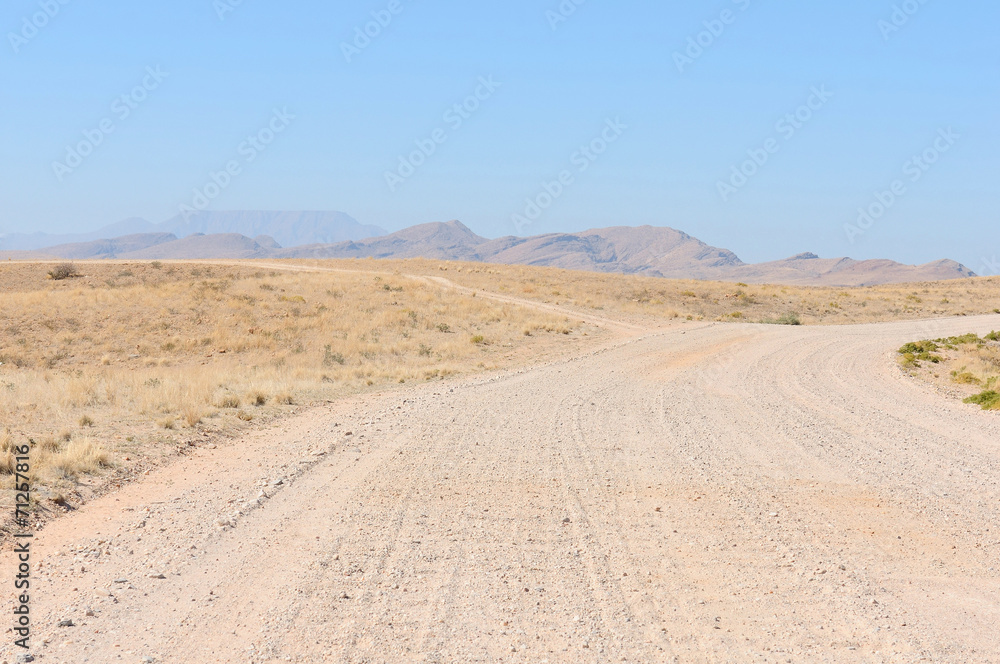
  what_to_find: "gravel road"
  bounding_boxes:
[3,313,999,664]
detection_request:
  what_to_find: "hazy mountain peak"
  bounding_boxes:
[390,220,486,243]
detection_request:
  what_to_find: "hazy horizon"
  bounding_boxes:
[2,1,997,273]
[0,211,985,271]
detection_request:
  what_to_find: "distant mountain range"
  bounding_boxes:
[1,215,977,286]
[269,221,974,286]
[0,211,385,252]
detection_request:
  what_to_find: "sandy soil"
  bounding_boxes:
[2,288,999,662]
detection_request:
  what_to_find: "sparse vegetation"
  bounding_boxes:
[285,258,1000,327]
[899,332,1000,408]
[0,260,581,493]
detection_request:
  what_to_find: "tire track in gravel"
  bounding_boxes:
[141,405,419,662]
[562,384,681,660]
[552,388,663,663]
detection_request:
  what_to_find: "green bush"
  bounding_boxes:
[762,313,801,326]
[899,340,939,354]
[964,391,1000,410]
[933,333,983,350]
[898,340,943,364]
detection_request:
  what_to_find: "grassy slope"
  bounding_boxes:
[0,261,586,498]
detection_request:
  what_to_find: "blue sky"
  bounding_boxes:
[1,0,997,271]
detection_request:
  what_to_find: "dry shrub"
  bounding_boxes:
[47,263,79,281]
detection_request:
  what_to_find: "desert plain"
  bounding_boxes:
[1,259,999,663]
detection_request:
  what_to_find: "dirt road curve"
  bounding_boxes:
[4,314,1000,663]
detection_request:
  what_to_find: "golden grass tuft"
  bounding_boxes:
[44,439,113,479]
[183,406,203,427]
[217,395,241,409]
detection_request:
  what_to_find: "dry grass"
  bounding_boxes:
[0,430,112,490]
[0,261,585,494]
[282,258,1000,326]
